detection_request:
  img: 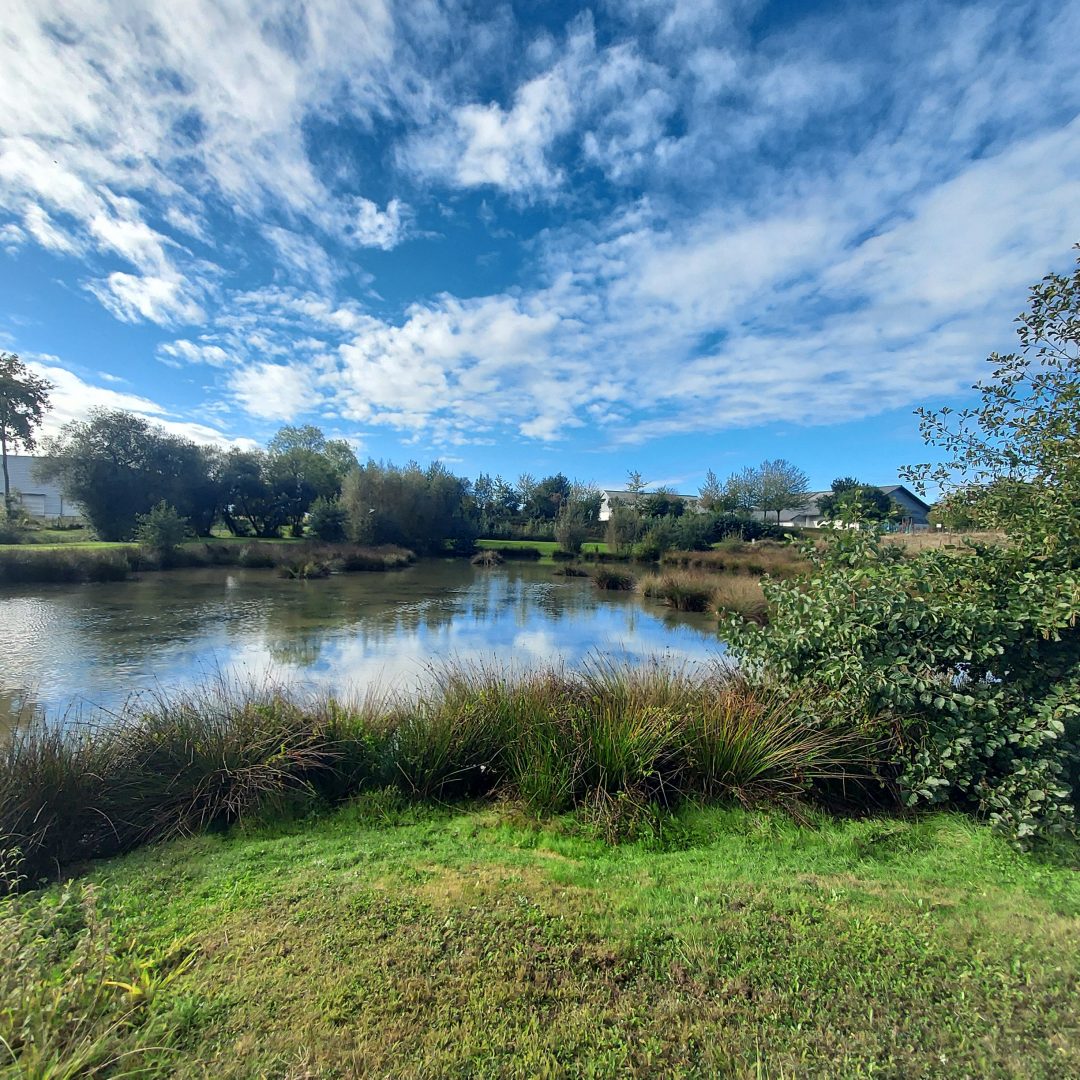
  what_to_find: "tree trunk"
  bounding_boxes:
[1,430,9,512]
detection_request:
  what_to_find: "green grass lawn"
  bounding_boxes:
[0,532,307,551]
[476,538,610,555]
[4,800,1079,1078]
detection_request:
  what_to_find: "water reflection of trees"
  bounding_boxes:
[3,562,723,718]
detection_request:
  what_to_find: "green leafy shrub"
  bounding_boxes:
[134,501,188,560]
[634,520,678,561]
[307,496,348,542]
[729,252,1080,841]
[0,518,25,544]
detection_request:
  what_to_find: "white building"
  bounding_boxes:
[3,454,81,519]
[599,489,701,522]
[754,485,932,529]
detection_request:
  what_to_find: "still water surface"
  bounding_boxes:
[1,560,722,726]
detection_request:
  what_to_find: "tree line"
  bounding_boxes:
[2,350,888,553]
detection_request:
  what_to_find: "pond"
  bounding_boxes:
[0,560,723,727]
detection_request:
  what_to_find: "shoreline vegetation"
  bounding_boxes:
[3,663,869,891]
[0,541,415,585]
[0,533,808,610]
[2,660,876,889]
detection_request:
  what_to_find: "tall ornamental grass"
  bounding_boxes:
[1,663,867,889]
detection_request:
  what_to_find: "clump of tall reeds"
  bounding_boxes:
[710,575,769,624]
[336,545,414,571]
[278,560,331,579]
[639,571,715,611]
[639,570,770,623]
[662,540,808,578]
[471,549,504,566]
[593,567,636,590]
[1,663,867,888]
[0,542,414,585]
[476,545,544,560]
[0,547,133,585]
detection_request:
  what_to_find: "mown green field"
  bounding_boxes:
[0,529,308,548]
[4,800,1078,1078]
[475,538,611,555]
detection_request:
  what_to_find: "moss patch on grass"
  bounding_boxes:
[4,801,1079,1078]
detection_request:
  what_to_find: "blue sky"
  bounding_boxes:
[1,0,1078,495]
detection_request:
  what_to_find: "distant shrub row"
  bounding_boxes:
[0,542,414,586]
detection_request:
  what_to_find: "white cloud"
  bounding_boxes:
[157,340,234,367]
[3,0,1080,457]
[23,204,82,255]
[263,226,341,293]
[229,361,325,422]
[404,68,575,194]
[86,272,206,326]
[348,197,407,250]
[25,356,244,447]
[0,0,402,321]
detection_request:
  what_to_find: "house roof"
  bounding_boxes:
[761,485,931,523]
[602,483,929,517]
[602,489,700,501]
[877,484,932,511]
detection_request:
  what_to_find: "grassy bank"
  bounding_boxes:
[2,799,1078,1078]
[475,539,610,558]
[1,665,865,888]
[0,541,414,586]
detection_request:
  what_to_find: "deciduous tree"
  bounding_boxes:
[0,352,53,514]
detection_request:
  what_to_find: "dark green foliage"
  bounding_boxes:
[0,352,53,514]
[818,478,896,523]
[266,425,357,535]
[634,519,678,560]
[472,472,521,533]
[522,473,571,520]
[727,531,1080,839]
[342,460,478,554]
[306,496,348,542]
[0,517,25,544]
[38,410,219,540]
[730,252,1080,840]
[553,498,591,553]
[638,488,685,518]
[135,501,189,559]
